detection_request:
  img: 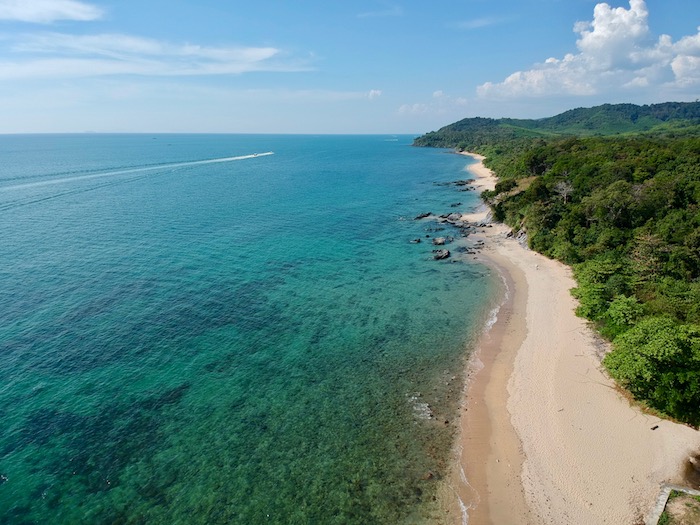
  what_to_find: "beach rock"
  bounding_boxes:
[432,249,450,260]
[414,212,432,220]
[432,237,446,245]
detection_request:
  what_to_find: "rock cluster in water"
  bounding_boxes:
[410,178,490,259]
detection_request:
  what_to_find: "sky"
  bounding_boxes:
[0,0,699,134]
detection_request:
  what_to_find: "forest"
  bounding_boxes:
[415,102,700,426]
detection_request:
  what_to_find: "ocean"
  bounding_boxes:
[0,134,498,524]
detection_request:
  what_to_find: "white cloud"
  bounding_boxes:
[477,0,700,100]
[0,32,310,78]
[398,103,429,115]
[357,5,403,18]
[399,91,467,116]
[456,17,506,30]
[368,89,382,100]
[0,0,103,23]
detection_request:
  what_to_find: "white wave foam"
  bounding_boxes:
[407,394,433,420]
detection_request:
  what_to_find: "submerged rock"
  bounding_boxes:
[414,212,432,220]
[409,238,421,244]
[432,249,450,260]
[432,237,446,246]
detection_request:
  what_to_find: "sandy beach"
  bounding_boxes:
[440,152,700,524]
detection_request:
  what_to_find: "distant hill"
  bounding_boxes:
[413,101,700,149]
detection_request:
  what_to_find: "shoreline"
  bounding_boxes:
[438,151,700,524]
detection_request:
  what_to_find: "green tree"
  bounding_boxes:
[604,317,700,426]
[602,295,643,338]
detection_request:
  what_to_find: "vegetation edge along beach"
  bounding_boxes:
[414,101,700,524]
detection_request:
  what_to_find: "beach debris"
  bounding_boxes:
[414,212,433,220]
[432,249,450,260]
[651,425,659,430]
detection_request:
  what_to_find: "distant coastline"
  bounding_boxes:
[438,152,700,525]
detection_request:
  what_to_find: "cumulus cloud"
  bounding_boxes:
[0,32,310,78]
[368,89,382,100]
[0,0,103,23]
[477,0,700,99]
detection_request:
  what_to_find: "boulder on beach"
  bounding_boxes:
[433,237,446,245]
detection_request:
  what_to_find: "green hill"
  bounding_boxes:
[413,101,700,149]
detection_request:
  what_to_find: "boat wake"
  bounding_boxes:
[2,152,275,192]
[0,152,275,211]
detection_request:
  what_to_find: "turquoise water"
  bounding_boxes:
[0,134,497,524]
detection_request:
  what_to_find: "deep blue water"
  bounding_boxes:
[0,134,497,524]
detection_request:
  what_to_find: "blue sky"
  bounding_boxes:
[0,0,699,133]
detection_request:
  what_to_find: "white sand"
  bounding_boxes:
[445,152,700,524]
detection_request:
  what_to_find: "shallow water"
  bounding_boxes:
[0,134,498,524]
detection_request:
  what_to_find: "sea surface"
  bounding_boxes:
[0,134,498,524]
